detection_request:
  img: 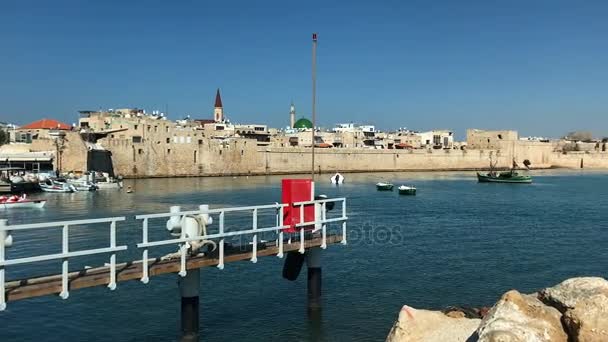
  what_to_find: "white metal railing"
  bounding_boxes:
[0,217,127,311]
[135,197,347,283]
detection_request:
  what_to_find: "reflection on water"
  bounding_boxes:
[1,170,608,341]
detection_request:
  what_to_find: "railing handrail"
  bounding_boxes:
[0,217,126,231]
[0,216,127,311]
[135,197,348,283]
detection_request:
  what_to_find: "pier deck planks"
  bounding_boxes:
[4,235,342,303]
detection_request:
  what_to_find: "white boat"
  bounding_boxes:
[0,195,46,209]
[92,172,123,189]
[67,178,98,191]
[330,172,345,184]
[40,179,76,193]
[398,185,417,195]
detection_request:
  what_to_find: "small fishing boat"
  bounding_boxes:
[398,185,416,195]
[330,172,344,185]
[477,172,532,184]
[40,179,76,193]
[0,194,46,209]
[477,158,532,184]
[376,182,394,191]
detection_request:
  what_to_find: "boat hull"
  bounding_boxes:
[398,188,416,195]
[477,173,532,184]
[376,184,394,191]
[0,200,46,209]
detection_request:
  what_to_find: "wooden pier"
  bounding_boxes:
[4,234,342,303]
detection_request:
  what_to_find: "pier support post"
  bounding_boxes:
[306,247,322,310]
[179,269,200,342]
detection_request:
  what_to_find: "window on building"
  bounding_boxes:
[194,150,197,163]
[216,126,224,131]
[198,139,203,145]
[167,149,171,154]
[165,126,169,133]
[166,138,170,143]
[134,124,138,130]
[147,126,151,132]
[132,136,142,143]
[254,126,264,131]
[154,126,158,132]
[138,149,143,154]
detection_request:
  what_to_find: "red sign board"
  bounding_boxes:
[282,179,315,233]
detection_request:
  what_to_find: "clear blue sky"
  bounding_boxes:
[1,0,607,138]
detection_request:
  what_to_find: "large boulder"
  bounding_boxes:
[540,277,608,341]
[386,305,480,342]
[476,290,567,342]
[540,277,608,311]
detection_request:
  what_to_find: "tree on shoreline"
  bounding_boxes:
[0,129,8,146]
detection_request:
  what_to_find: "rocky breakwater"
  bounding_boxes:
[386,277,608,342]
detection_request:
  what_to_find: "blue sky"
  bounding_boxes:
[0,0,607,138]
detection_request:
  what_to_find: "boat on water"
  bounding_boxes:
[67,178,98,191]
[330,172,344,185]
[398,185,416,195]
[0,194,46,209]
[92,172,123,189]
[477,158,532,184]
[40,179,77,193]
[477,171,532,184]
[376,182,394,191]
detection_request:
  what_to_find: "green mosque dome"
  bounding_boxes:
[293,117,313,129]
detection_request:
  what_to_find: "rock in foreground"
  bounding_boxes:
[387,277,608,342]
[476,290,567,342]
[386,305,480,342]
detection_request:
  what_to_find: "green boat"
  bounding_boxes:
[477,158,532,184]
[376,182,394,191]
[398,185,416,195]
[477,171,532,184]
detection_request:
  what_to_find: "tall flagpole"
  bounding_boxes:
[311,33,317,179]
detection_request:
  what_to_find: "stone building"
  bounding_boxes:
[466,129,518,149]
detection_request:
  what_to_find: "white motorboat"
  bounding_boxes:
[92,172,123,189]
[330,172,344,184]
[0,194,46,209]
[67,178,98,191]
[40,179,76,193]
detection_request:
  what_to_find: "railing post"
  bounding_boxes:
[251,208,258,263]
[179,268,200,342]
[108,220,117,290]
[60,224,69,299]
[0,219,7,311]
[277,205,284,258]
[141,218,150,284]
[341,198,347,245]
[217,211,225,270]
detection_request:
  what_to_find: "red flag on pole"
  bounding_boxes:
[312,33,317,41]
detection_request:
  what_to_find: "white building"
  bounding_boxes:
[418,130,454,149]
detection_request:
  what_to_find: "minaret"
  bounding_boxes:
[214,88,224,122]
[290,101,296,128]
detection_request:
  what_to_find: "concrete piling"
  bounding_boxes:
[306,247,322,310]
[179,269,200,342]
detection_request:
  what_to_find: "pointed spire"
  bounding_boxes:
[214,88,223,108]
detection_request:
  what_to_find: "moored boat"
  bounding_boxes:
[477,172,532,184]
[398,185,416,195]
[0,194,46,209]
[67,178,98,191]
[40,179,76,193]
[330,172,344,185]
[376,182,394,191]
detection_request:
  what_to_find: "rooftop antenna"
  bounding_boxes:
[311,32,317,179]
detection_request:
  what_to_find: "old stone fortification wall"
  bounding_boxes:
[87,135,608,178]
[29,131,88,173]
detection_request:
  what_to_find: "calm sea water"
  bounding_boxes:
[1,170,608,341]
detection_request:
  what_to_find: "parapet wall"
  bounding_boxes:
[58,135,608,177]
